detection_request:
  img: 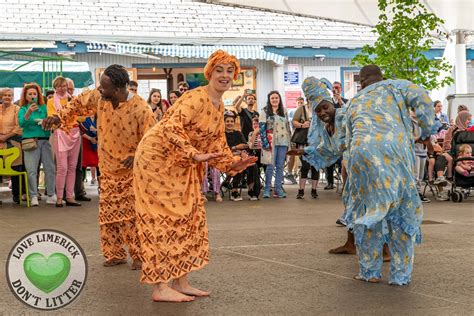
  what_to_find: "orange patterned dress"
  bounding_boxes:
[134,87,237,284]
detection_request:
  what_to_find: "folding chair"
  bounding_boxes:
[0,147,30,207]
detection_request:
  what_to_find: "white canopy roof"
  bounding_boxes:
[214,0,474,36]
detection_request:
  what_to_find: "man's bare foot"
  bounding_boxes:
[353,275,382,283]
[383,244,391,262]
[328,244,356,255]
[171,280,211,297]
[131,259,142,270]
[103,259,127,267]
[152,284,195,302]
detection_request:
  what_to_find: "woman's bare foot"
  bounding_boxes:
[152,284,195,302]
[353,275,382,283]
[328,244,356,254]
[131,259,142,270]
[171,277,211,297]
[103,259,127,267]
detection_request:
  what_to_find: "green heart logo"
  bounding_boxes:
[23,253,71,294]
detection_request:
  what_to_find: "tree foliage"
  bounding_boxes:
[352,0,454,90]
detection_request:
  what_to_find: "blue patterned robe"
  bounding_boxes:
[304,79,436,244]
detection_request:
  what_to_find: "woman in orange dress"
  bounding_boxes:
[134,50,257,302]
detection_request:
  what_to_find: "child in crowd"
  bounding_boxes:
[455,144,474,177]
[411,109,430,202]
[201,163,222,202]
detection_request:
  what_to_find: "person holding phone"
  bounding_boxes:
[18,83,56,207]
[332,81,348,108]
[233,89,258,142]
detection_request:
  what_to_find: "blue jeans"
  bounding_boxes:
[264,145,287,194]
[23,139,56,198]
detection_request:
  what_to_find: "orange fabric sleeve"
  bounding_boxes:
[136,102,157,140]
[58,89,100,131]
[161,100,200,162]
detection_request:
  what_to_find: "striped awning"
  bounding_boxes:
[87,42,285,64]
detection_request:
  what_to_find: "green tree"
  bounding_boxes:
[352,0,454,90]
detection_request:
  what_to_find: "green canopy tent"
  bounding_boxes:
[0,51,93,89]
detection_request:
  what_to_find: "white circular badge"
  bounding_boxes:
[6,229,88,310]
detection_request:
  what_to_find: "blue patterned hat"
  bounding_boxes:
[302,77,333,109]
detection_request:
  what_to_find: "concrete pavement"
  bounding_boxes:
[0,183,473,315]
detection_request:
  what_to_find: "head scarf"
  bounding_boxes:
[457,104,468,112]
[204,50,241,80]
[455,110,472,130]
[302,77,333,110]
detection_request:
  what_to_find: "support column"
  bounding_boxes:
[272,63,285,95]
[455,31,467,94]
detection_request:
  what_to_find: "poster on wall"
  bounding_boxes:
[186,73,208,89]
[285,90,302,109]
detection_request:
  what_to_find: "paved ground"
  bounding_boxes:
[0,183,473,315]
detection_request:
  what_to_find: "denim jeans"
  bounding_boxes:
[23,139,56,198]
[264,145,287,194]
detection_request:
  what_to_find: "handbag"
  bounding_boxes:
[21,138,38,151]
[291,107,309,145]
[261,148,272,165]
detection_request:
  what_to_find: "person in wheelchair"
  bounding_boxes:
[225,111,260,201]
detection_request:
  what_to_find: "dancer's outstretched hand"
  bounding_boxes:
[42,115,61,130]
[194,152,225,162]
[229,156,258,175]
[286,148,305,156]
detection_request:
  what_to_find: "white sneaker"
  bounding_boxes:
[249,196,259,201]
[436,192,449,201]
[46,194,57,205]
[31,196,39,207]
[433,176,447,185]
[231,193,243,201]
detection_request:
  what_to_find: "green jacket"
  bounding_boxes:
[18,104,50,139]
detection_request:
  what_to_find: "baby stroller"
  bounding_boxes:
[450,130,474,202]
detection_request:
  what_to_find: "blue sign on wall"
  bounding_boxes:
[284,71,299,85]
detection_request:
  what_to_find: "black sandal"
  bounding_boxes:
[66,200,81,207]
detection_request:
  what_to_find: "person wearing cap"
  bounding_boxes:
[133,50,257,302]
[294,65,436,286]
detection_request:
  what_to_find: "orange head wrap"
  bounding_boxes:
[204,50,241,80]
